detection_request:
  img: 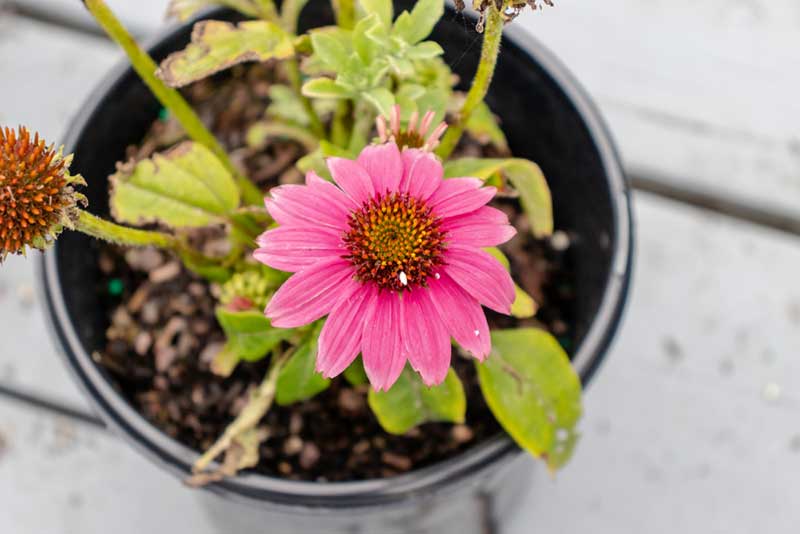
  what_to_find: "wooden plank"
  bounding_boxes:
[514,1,800,218]
[0,402,218,534]
[510,193,800,533]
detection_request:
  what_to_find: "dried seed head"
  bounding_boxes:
[459,0,554,29]
[0,126,86,261]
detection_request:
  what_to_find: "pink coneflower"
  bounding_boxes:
[255,125,516,391]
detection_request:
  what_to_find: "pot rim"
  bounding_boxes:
[38,4,633,511]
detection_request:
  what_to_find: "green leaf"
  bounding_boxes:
[476,329,582,471]
[485,248,538,319]
[368,368,466,435]
[359,0,393,28]
[110,142,239,229]
[302,78,353,99]
[310,27,353,72]
[465,102,509,152]
[343,357,369,385]
[392,0,444,45]
[352,13,381,63]
[406,41,444,60]
[361,87,395,118]
[157,20,294,88]
[443,158,553,237]
[215,307,295,362]
[276,325,330,405]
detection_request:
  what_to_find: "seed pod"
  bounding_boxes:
[0,126,86,260]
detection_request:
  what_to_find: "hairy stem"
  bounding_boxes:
[285,60,326,139]
[81,0,263,206]
[436,5,504,159]
[75,210,177,249]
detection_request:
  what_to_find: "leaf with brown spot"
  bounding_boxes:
[157,20,294,88]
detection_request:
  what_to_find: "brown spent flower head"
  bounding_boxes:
[0,126,86,260]
[458,0,554,29]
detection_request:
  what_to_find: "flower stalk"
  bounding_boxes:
[333,0,356,29]
[436,4,504,159]
[75,210,177,249]
[80,0,263,206]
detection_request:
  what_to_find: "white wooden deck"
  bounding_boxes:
[1,1,799,532]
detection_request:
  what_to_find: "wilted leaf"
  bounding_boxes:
[476,328,582,471]
[276,325,330,405]
[110,142,239,228]
[368,368,466,434]
[443,157,553,237]
[166,0,266,21]
[157,20,294,87]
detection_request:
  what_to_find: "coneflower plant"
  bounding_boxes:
[2,0,580,483]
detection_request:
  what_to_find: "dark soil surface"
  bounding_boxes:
[93,64,576,482]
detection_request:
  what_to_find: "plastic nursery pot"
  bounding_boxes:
[39,2,633,533]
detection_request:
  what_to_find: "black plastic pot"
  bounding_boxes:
[39,2,633,532]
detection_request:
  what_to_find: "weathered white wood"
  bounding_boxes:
[518,1,800,217]
[8,0,168,37]
[0,402,218,534]
[0,14,117,142]
[510,193,800,533]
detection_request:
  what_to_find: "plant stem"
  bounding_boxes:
[75,210,177,249]
[333,0,355,29]
[81,0,263,206]
[281,0,310,34]
[285,60,326,139]
[254,0,280,22]
[436,5,504,159]
[192,348,292,473]
[348,101,374,152]
[330,101,351,146]
[77,210,222,269]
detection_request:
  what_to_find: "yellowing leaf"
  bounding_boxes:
[443,157,553,238]
[157,20,294,87]
[166,0,266,21]
[485,247,539,319]
[110,142,239,228]
[477,329,582,471]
